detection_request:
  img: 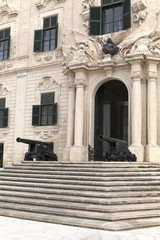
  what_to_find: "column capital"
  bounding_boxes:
[74,69,87,87]
[131,71,142,82]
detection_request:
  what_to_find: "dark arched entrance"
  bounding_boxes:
[94,80,128,161]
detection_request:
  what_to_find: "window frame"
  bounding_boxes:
[0,28,10,61]
[34,15,58,52]
[32,92,58,127]
[89,0,131,36]
[0,98,8,128]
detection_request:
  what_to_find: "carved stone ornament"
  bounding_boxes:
[0,129,9,139]
[36,0,66,10]
[81,0,95,30]
[34,128,59,140]
[132,0,148,26]
[0,83,9,96]
[38,76,60,91]
[0,0,19,23]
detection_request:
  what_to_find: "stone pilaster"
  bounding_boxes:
[70,69,88,162]
[128,58,144,161]
[146,57,160,162]
[63,72,75,161]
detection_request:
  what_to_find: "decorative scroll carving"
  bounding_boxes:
[34,128,59,139]
[38,76,60,91]
[0,0,18,23]
[35,50,63,64]
[119,11,160,56]
[81,0,95,30]
[36,0,66,10]
[132,0,148,26]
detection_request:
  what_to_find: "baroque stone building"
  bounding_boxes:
[0,0,159,166]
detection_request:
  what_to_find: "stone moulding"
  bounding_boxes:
[35,0,66,10]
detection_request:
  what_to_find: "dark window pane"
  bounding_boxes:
[51,29,56,38]
[0,42,4,51]
[48,105,53,114]
[41,115,47,125]
[42,106,47,115]
[43,41,49,51]
[104,8,113,22]
[4,40,8,50]
[3,51,7,60]
[41,94,48,105]
[114,6,123,21]
[44,18,50,28]
[0,99,5,109]
[0,31,4,40]
[5,28,10,38]
[47,93,54,104]
[102,0,112,5]
[51,42,55,50]
[51,16,57,27]
[48,115,53,125]
[44,30,50,41]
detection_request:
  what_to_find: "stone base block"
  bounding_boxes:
[62,147,71,162]
[70,145,88,162]
[146,145,160,163]
[129,145,144,162]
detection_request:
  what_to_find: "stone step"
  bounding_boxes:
[1,201,160,221]
[0,207,160,231]
[1,172,160,182]
[1,176,160,187]
[1,180,160,193]
[5,165,160,172]
[0,187,160,202]
[2,169,160,177]
[1,195,160,213]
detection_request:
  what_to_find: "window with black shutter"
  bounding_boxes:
[32,92,58,126]
[0,98,8,128]
[0,143,3,168]
[90,0,131,35]
[34,16,58,52]
[0,28,10,60]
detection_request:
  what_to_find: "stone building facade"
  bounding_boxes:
[0,0,159,165]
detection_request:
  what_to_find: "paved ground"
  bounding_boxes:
[0,216,160,240]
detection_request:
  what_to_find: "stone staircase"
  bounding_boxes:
[0,162,160,230]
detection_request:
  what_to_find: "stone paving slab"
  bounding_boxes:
[0,216,160,240]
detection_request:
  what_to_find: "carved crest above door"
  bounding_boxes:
[35,0,66,10]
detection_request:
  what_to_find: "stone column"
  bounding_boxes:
[129,59,144,161]
[63,72,75,161]
[146,58,159,162]
[70,70,88,162]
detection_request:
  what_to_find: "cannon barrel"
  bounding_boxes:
[98,135,127,144]
[16,137,49,146]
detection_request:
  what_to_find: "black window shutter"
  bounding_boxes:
[32,105,41,126]
[55,23,58,48]
[3,108,8,128]
[89,6,102,36]
[34,30,43,52]
[52,103,57,125]
[123,0,131,30]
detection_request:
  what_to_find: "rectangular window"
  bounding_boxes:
[0,98,8,128]
[32,92,58,126]
[34,16,58,52]
[0,28,10,61]
[90,0,131,35]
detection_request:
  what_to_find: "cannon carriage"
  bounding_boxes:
[99,135,136,162]
[16,137,58,161]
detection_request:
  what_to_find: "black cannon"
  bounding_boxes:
[16,137,58,161]
[99,135,136,162]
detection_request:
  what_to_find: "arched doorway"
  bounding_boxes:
[94,80,128,161]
